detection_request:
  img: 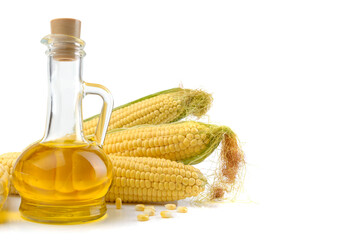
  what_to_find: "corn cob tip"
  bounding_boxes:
[181,89,212,119]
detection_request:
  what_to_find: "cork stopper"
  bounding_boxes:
[50,18,82,61]
[51,18,81,38]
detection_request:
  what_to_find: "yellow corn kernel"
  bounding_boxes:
[165,204,177,210]
[146,206,155,211]
[188,178,196,186]
[135,204,145,211]
[144,208,155,216]
[115,198,122,209]
[137,214,149,221]
[177,206,188,213]
[160,211,173,218]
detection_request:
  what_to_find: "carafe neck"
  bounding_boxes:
[41,36,86,144]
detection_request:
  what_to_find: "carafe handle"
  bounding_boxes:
[83,82,114,147]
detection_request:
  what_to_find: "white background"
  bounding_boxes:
[0,0,340,239]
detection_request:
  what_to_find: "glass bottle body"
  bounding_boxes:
[12,35,113,224]
[13,141,112,223]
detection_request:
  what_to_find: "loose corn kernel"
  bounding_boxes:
[177,206,188,213]
[160,211,173,218]
[146,206,155,211]
[165,204,177,210]
[144,208,155,216]
[115,198,122,209]
[135,204,145,211]
[137,214,149,221]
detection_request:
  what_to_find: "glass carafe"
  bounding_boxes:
[12,20,114,224]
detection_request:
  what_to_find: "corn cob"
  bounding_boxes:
[0,152,19,195]
[103,121,245,198]
[0,165,9,210]
[0,153,206,202]
[105,156,206,203]
[83,88,212,136]
[104,121,233,165]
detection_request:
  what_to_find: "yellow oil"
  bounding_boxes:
[12,140,112,224]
